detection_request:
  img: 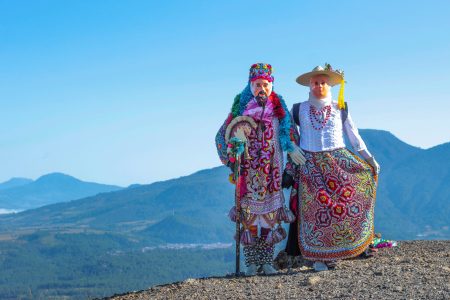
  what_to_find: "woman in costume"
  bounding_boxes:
[284,64,380,272]
[215,63,304,276]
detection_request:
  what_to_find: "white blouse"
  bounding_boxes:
[293,99,369,154]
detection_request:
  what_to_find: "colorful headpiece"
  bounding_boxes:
[249,63,274,82]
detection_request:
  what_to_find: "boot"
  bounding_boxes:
[262,263,277,275]
[245,264,258,276]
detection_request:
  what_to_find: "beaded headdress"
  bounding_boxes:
[249,63,274,82]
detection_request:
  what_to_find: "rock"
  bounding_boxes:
[307,276,321,286]
[184,278,198,285]
[393,286,403,292]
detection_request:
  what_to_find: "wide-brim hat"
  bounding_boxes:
[296,65,344,87]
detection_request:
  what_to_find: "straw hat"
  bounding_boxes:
[296,64,344,86]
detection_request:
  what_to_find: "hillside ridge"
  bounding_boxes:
[104,241,450,300]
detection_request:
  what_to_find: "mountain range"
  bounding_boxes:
[0,129,449,299]
[0,173,123,210]
[0,129,448,241]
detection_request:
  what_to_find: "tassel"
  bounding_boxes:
[284,207,296,223]
[271,230,284,245]
[276,225,287,240]
[338,79,346,110]
[265,225,287,246]
[265,229,274,245]
[278,206,295,223]
[278,206,287,221]
[240,229,255,245]
[228,206,237,222]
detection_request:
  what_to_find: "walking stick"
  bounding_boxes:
[234,154,241,276]
[224,116,256,276]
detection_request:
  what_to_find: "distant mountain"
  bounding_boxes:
[0,129,448,299]
[141,211,234,244]
[0,167,232,234]
[0,173,123,210]
[380,142,450,234]
[358,129,422,171]
[0,129,448,241]
[0,177,33,190]
[359,132,449,239]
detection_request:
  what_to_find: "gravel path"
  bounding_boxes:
[104,241,450,300]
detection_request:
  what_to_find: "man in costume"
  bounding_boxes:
[215,63,304,276]
[283,64,380,272]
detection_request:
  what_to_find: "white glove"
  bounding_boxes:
[288,142,306,165]
[365,156,380,174]
[234,128,247,144]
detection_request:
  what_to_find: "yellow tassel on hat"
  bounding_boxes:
[338,79,346,110]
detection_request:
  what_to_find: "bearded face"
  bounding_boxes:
[250,79,273,99]
[309,74,330,99]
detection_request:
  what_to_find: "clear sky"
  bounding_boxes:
[1,0,449,186]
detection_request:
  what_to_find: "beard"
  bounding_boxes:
[255,91,268,107]
[256,90,268,100]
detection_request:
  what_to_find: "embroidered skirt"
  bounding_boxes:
[297,148,377,261]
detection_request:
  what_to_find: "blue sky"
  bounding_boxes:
[1,0,449,186]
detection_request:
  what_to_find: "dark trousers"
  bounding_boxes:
[284,221,301,256]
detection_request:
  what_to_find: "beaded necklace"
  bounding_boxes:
[309,104,331,130]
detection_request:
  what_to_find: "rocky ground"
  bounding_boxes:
[103,241,450,300]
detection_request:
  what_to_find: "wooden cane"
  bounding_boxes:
[234,154,241,276]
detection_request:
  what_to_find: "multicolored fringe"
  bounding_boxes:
[373,237,397,249]
[230,84,293,152]
[240,229,255,245]
[228,206,237,222]
[234,227,255,246]
[228,205,295,228]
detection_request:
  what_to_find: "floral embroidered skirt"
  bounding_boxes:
[297,148,377,261]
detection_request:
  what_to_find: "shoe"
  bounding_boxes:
[313,261,328,272]
[262,264,277,275]
[326,260,337,269]
[245,264,258,276]
[359,246,378,259]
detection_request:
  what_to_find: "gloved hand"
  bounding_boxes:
[281,169,294,189]
[234,128,247,144]
[288,142,306,165]
[365,156,380,174]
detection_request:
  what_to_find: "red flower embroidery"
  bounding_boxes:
[331,203,346,219]
[339,185,355,202]
[325,176,339,192]
[316,190,332,207]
